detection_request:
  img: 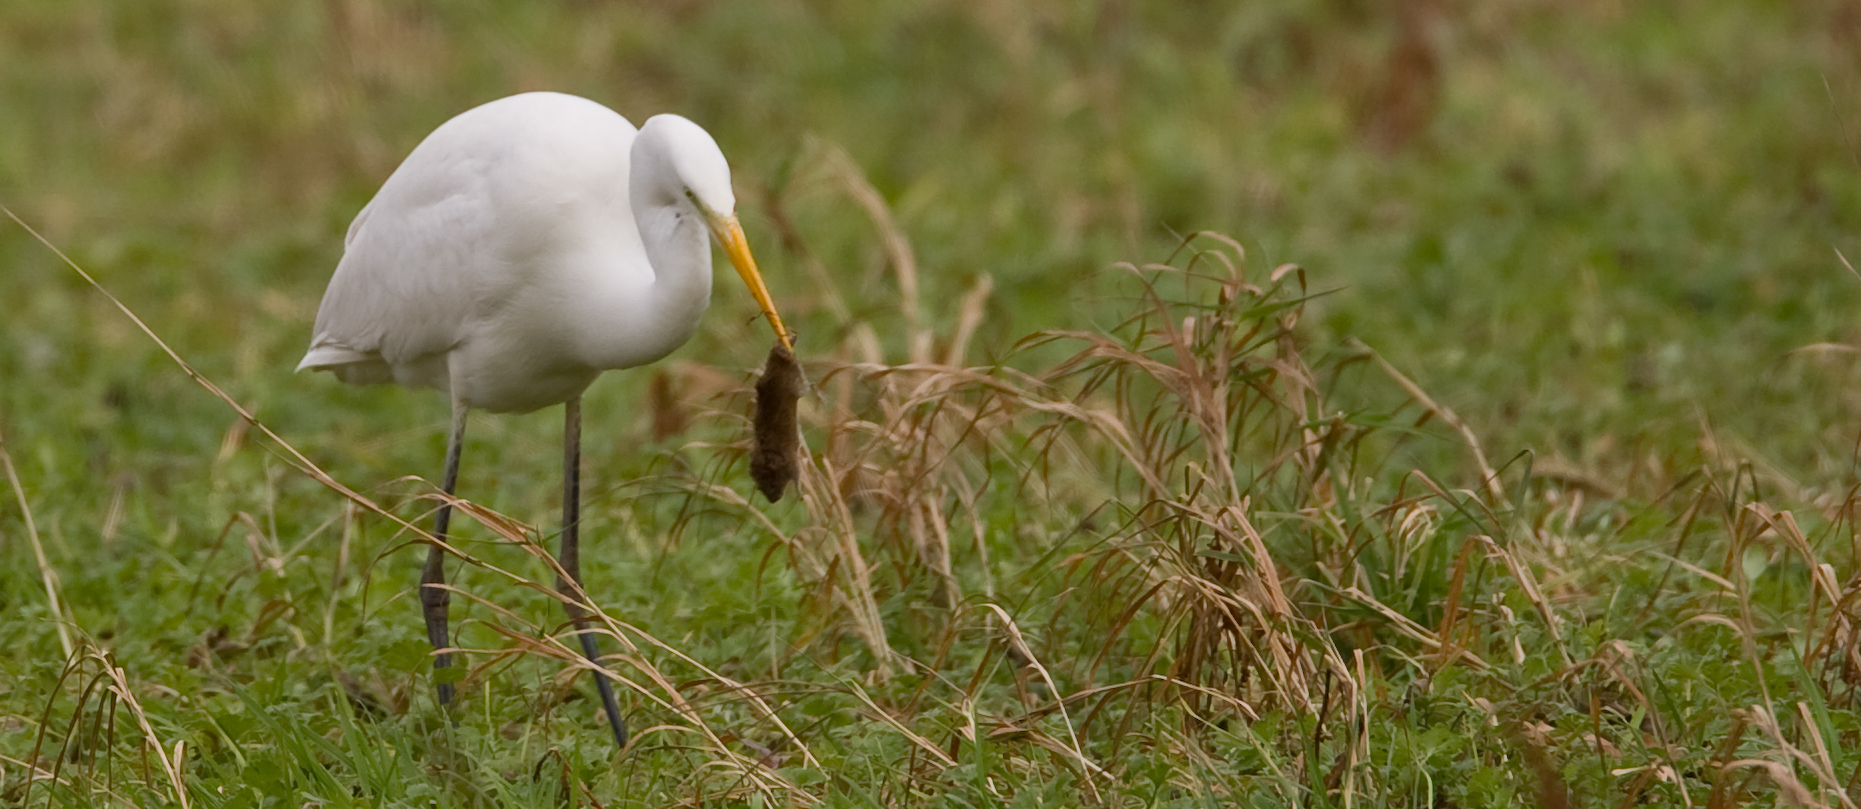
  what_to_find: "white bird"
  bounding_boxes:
[298,92,792,749]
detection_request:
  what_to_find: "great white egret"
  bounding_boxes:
[298,92,793,749]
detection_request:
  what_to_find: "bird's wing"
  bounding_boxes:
[342,194,375,249]
[299,93,642,390]
[298,151,504,386]
[299,97,563,386]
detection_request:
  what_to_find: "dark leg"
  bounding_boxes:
[423,400,468,706]
[561,396,629,749]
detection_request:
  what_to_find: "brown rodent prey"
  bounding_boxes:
[750,341,803,501]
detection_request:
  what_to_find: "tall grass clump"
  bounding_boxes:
[687,219,1387,798]
[1015,234,1354,716]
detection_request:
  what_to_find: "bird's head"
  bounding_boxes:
[635,114,791,349]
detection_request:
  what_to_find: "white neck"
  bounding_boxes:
[568,115,728,372]
[556,192,713,375]
[631,198,714,359]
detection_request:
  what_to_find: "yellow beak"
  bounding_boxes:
[710,213,793,350]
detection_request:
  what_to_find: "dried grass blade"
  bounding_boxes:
[811,138,929,363]
[978,603,1107,794]
[1352,339,1503,500]
[94,649,191,808]
[0,426,73,659]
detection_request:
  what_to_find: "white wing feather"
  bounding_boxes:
[298,93,640,398]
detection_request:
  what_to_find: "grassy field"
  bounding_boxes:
[4,1,1861,806]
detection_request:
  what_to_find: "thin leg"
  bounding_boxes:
[561,396,629,749]
[423,400,468,707]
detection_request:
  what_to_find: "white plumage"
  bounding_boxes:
[298,92,791,749]
[301,91,786,409]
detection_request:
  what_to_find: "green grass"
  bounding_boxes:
[4,1,1861,806]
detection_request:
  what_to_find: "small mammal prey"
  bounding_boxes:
[750,341,804,501]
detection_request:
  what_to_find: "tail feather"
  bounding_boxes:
[297,345,395,385]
